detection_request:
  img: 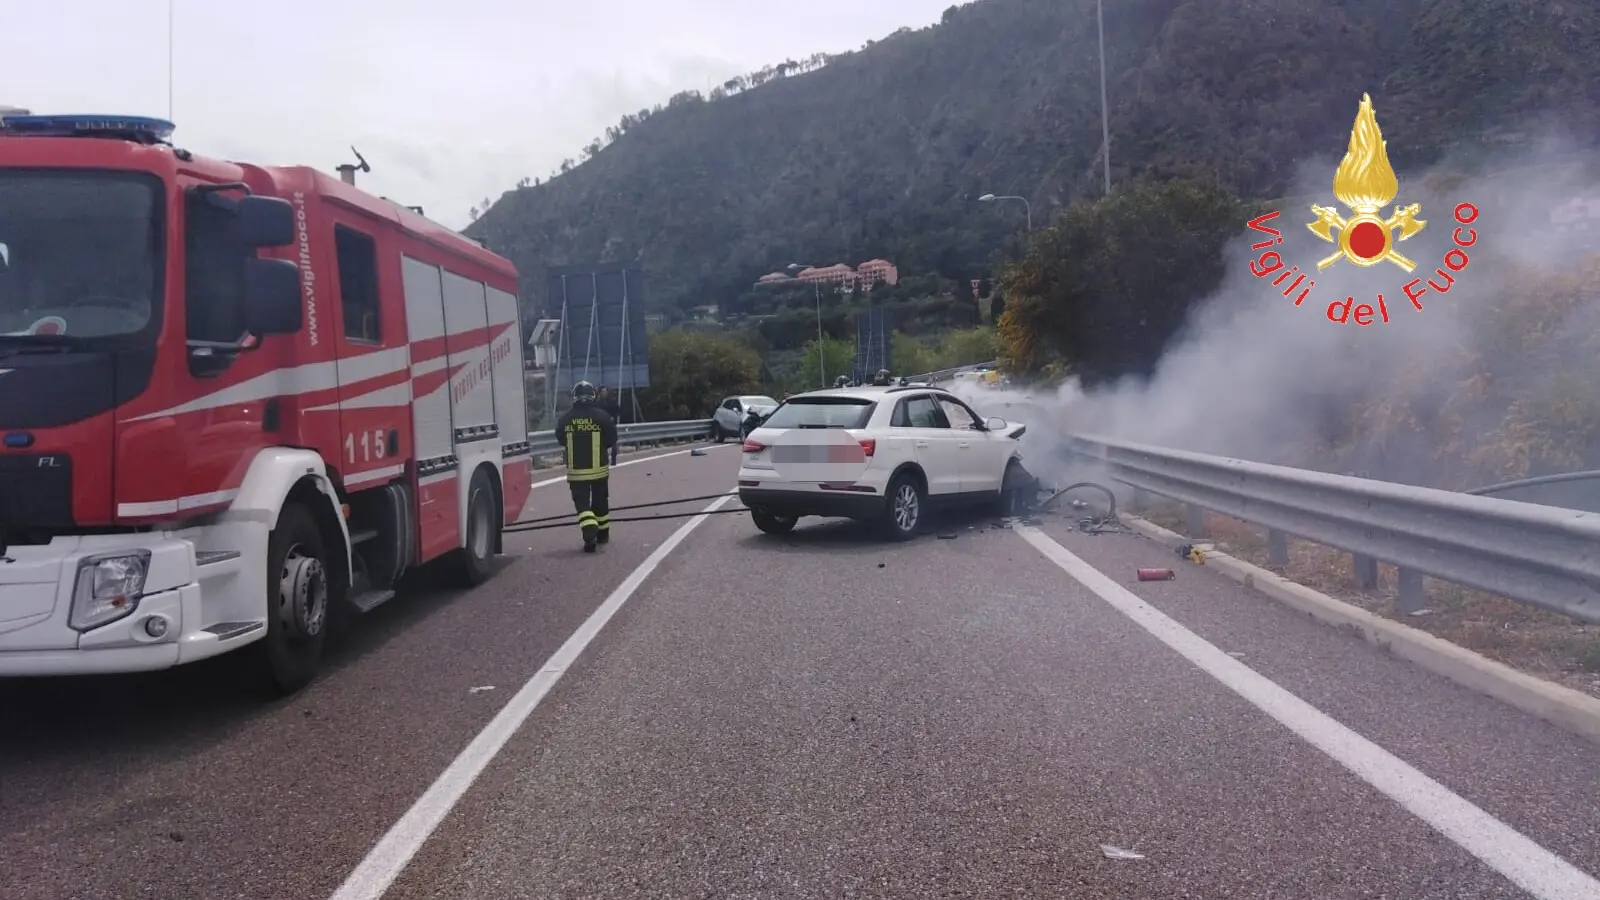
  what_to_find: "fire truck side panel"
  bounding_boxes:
[441,270,496,433]
[441,269,502,547]
[399,255,460,562]
[486,286,532,524]
[319,206,413,498]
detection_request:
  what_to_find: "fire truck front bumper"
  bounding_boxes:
[0,533,260,677]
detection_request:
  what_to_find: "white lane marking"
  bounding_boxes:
[1016,526,1600,900]
[527,442,728,491]
[329,491,737,900]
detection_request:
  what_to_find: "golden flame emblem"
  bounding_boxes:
[1307,94,1426,272]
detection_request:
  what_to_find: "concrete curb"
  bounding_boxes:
[1118,511,1600,747]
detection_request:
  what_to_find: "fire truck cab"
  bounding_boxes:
[0,114,534,693]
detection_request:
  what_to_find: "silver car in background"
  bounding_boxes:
[712,394,779,442]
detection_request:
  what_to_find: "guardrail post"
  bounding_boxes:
[1395,568,1425,614]
[1267,529,1288,567]
[1129,487,1148,511]
[1186,503,1206,537]
[1353,554,1378,591]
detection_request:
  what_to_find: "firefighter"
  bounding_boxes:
[833,375,850,388]
[557,381,618,553]
[871,367,892,386]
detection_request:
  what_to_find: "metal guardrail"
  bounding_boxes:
[526,419,713,458]
[904,360,999,384]
[1061,434,1600,623]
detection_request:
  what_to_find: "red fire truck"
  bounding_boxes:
[0,114,535,693]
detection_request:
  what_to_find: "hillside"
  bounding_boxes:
[466,0,1600,318]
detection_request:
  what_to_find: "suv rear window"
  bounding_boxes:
[761,397,875,429]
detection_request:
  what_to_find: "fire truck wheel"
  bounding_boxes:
[453,467,500,587]
[251,501,329,695]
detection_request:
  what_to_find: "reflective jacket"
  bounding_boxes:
[556,400,618,482]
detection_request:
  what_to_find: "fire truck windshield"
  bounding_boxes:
[0,171,162,342]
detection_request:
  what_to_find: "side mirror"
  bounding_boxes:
[985,416,1008,431]
[243,258,302,336]
[238,195,295,247]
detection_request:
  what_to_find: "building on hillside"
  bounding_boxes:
[855,259,899,289]
[795,263,858,290]
[755,259,900,291]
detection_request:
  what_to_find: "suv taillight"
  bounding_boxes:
[858,438,875,456]
[742,439,765,452]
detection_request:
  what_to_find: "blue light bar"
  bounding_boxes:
[0,114,175,144]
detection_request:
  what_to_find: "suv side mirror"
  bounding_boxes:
[238,195,295,247]
[985,416,1008,431]
[243,258,302,335]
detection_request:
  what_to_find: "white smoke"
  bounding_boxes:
[960,133,1600,491]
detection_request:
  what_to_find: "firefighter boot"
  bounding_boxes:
[579,509,599,553]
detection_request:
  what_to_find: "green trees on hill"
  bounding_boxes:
[997,180,1246,384]
[637,330,763,420]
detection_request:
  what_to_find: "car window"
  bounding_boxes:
[762,397,875,429]
[938,397,982,430]
[897,395,948,429]
[722,398,739,411]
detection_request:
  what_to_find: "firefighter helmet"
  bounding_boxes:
[572,380,597,401]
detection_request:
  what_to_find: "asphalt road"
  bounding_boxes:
[3,443,1599,900]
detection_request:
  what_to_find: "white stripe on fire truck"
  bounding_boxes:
[303,381,415,414]
[410,355,447,376]
[344,464,407,488]
[122,346,412,423]
[117,488,240,518]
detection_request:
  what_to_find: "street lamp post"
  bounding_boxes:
[787,263,827,387]
[978,193,1032,231]
[1096,0,1111,195]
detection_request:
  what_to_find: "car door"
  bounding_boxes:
[892,394,961,496]
[715,397,741,433]
[937,395,1009,493]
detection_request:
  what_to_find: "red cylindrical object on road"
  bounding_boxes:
[1137,567,1176,581]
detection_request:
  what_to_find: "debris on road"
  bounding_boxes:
[1177,543,1207,565]
[1137,568,1176,581]
[1100,844,1145,860]
[937,531,958,539]
[468,685,496,694]
[689,448,707,457]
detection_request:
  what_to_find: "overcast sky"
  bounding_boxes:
[2,0,953,229]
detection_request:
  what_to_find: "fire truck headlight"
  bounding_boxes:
[68,551,152,632]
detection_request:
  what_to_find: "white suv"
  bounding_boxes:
[736,385,1031,540]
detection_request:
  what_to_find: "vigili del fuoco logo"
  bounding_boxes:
[1246,93,1480,326]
